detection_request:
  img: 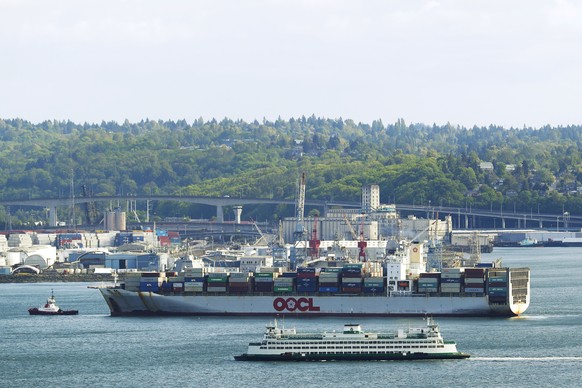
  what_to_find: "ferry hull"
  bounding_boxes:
[234,352,470,361]
[99,288,525,317]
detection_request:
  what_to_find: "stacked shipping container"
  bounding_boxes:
[487,269,508,303]
[229,272,251,293]
[254,272,276,292]
[297,267,318,292]
[440,268,462,294]
[464,268,485,293]
[418,272,440,293]
[318,267,340,293]
[341,264,363,293]
[121,264,508,301]
[184,267,206,292]
[207,272,228,292]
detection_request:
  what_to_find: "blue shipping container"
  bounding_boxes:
[318,287,339,293]
[363,286,384,293]
[139,282,159,292]
[297,285,317,292]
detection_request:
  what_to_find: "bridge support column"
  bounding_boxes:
[233,205,242,224]
[49,206,58,227]
[502,218,506,229]
[464,214,468,229]
[216,205,224,223]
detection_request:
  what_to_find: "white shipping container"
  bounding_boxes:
[207,287,227,292]
[440,285,461,290]
[229,272,250,278]
[465,287,485,293]
[140,277,163,282]
[464,278,485,285]
[441,273,463,279]
[229,278,250,283]
[342,277,362,283]
[417,287,438,293]
[274,278,294,283]
[184,281,204,287]
[124,285,139,292]
[319,273,340,278]
[184,270,205,275]
[254,277,274,283]
[364,277,384,283]
[257,267,282,274]
[442,268,463,273]
[184,287,204,292]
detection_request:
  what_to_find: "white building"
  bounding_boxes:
[361,185,380,213]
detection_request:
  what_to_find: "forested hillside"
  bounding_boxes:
[1,117,581,226]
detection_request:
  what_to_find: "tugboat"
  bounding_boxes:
[234,317,470,361]
[28,290,79,316]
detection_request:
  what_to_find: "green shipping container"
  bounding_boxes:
[274,286,294,292]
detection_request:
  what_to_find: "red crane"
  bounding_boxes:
[309,216,321,258]
[357,216,367,262]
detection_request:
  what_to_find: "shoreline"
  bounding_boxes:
[0,274,114,284]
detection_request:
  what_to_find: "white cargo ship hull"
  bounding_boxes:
[99,288,527,317]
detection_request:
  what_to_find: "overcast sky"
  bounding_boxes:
[1,0,581,128]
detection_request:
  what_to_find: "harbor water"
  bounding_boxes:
[1,247,581,387]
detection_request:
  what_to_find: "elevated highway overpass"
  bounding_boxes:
[1,196,579,231]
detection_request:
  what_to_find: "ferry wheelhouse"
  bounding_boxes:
[234,317,470,361]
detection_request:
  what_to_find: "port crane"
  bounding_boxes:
[81,184,98,226]
[293,172,306,242]
[357,216,367,262]
[343,214,358,240]
[309,215,320,258]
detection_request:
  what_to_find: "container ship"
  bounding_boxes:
[98,262,530,317]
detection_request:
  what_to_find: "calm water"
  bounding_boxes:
[1,247,581,388]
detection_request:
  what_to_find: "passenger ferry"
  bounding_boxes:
[234,317,470,361]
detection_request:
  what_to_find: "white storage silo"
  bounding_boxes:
[115,211,126,231]
[6,250,24,266]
